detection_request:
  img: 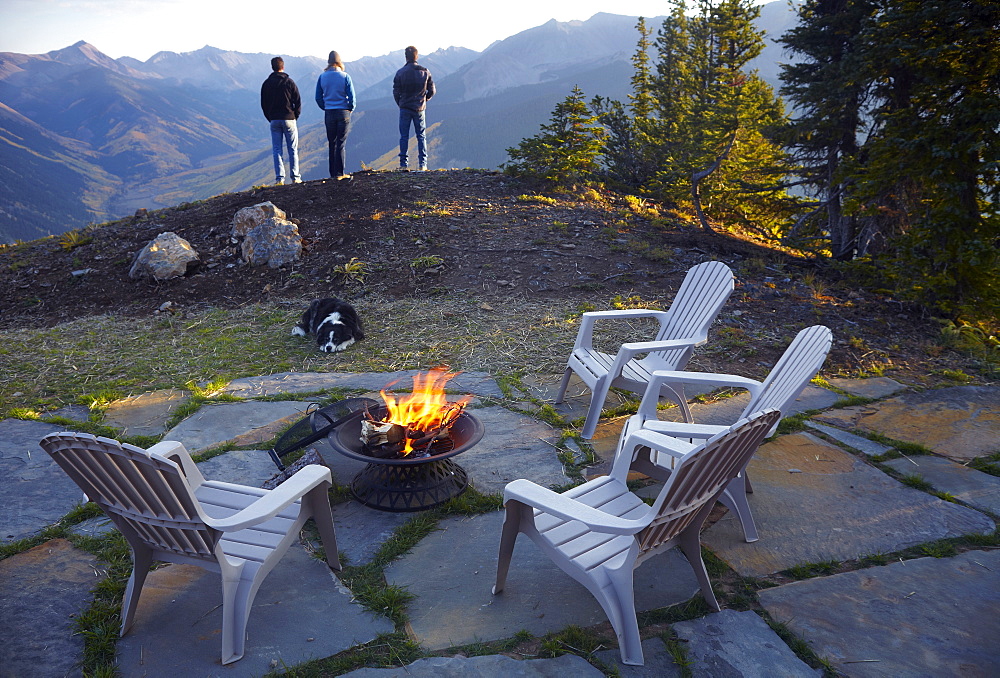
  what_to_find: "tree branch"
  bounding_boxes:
[691,130,738,233]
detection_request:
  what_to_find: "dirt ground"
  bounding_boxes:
[0,169,963,385]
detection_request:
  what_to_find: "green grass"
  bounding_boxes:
[782,559,839,580]
[0,296,601,421]
[968,452,1000,478]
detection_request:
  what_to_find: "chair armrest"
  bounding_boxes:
[574,309,670,350]
[619,338,703,356]
[623,429,701,458]
[207,464,332,532]
[648,370,763,395]
[606,339,703,383]
[639,421,727,441]
[148,441,207,487]
[503,479,646,535]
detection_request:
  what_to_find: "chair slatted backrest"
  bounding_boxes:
[40,433,220,559]
[657,261,734,343]
[648,261,734,371]
[744,326,832,428]
[637,410,779,551]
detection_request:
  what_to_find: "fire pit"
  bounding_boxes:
[325,369,485,511]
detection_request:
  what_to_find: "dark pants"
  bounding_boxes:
[324,109,352,177]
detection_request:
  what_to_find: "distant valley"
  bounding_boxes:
[0,2,799,242]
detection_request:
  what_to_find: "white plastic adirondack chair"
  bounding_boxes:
[492,409,780,666]
[618,325,833,542]
[39,432,341,665]
[555,261,734,439]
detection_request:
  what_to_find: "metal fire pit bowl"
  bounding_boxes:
[326,406,485,512]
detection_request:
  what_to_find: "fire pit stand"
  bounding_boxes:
[326,406,485,512]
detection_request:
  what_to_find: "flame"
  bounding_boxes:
[379,367,472,455]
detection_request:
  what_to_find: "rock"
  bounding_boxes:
[231,201,286,238]
[128,232,199,281]
[240,217,302,268]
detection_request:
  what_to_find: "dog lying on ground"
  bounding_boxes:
[292,297,365,352]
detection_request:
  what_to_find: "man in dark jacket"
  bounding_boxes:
[261,56,302,184]
[393,46,435,171]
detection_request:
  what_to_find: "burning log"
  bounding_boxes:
[359,368,471,459]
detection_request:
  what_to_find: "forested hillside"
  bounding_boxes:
[505,0,1000,318]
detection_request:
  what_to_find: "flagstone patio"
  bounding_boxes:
[2,373,998,676]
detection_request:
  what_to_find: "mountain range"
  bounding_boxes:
[0,2,799,243]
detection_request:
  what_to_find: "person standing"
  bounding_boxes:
[393,46,435,171]
[260,56,302,184]
[315,50,356,181]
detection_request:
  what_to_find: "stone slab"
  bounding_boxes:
[163,400,312,453]
[804,422,892,457]
[47,404,92,422]
[827,377,906,400]
[68,515,117,539]
[759,550,1000,677]
[116,543,394,678]
[0,539,104,678]
[331,500,415,566]
[703,433,994,577]
[102,388,190,437]
[196,449,281,487]
[384,511,699,651]
[0,418,78,541]
[340,652,604,677]
[594,636,681,677]
[223,370,504,399]
[672,609,820,677]
[812,386,1000,460]
[459,406,568,494]
[885,455,1000,515]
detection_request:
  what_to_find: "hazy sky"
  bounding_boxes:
[0,0,772,62]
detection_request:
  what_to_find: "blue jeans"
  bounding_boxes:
[269,119,299,182]
[324,109,352,177]
[398,108,427,169]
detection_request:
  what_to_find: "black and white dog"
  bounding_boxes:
[292,298,365,353]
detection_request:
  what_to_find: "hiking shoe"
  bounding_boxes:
[293,178,303,184]
[336,174,353,182]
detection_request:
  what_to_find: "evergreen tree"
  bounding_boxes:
[781,0,1000,314]
[596,18,658,189]
[646,0,795,233]
[779,0,875,259]
[853,0,1000,312]
[629,17,655,120]
[503,86,603,187]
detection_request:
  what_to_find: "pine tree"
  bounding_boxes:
[780,0,876,259]
[646,0,796,233]
[596,18,659,189]
[852,0,1000,312]
[503,86,603,187]
[781,0,1000,314]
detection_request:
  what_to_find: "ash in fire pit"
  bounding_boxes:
[359,368,472,459]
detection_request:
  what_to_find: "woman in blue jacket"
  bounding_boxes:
[315,51,356,181]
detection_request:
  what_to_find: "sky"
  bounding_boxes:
[0,0,773,63]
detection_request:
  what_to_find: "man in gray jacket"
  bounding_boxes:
[393,46,435,171]
[260,56,302,184]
